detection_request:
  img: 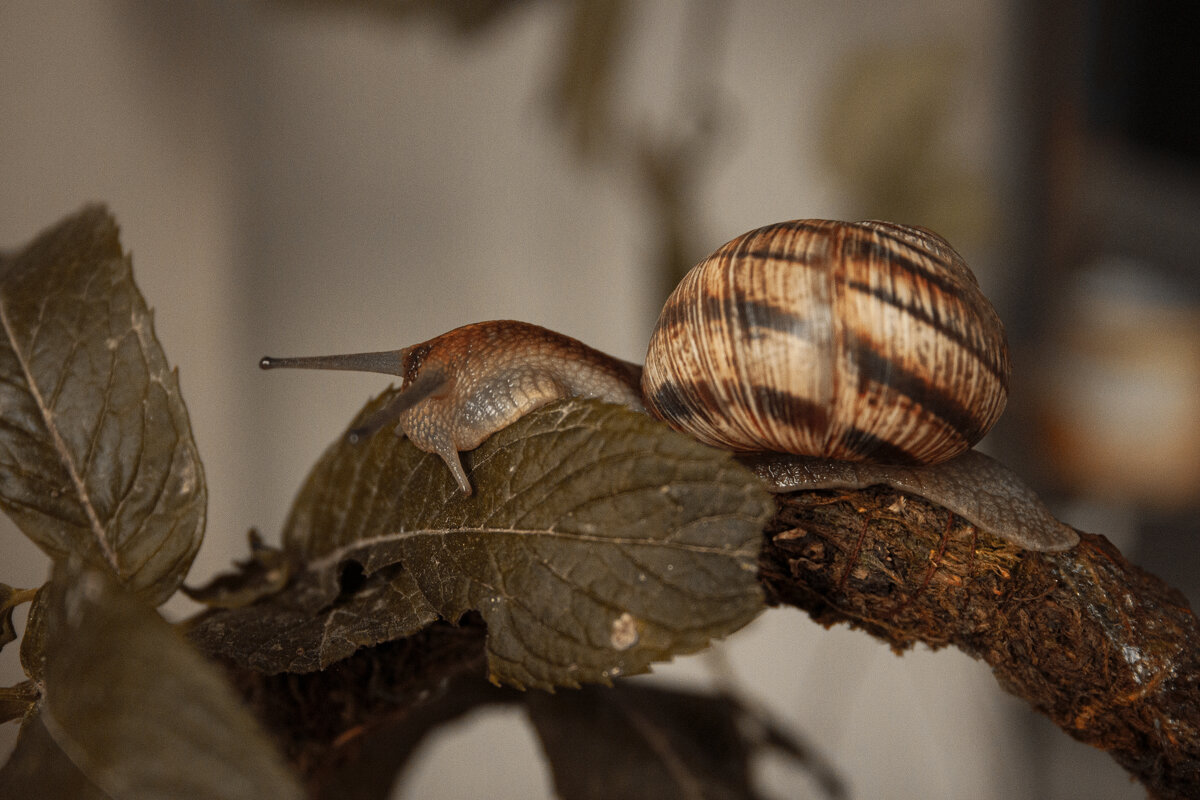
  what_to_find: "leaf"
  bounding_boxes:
[188,562,438,674]
[0,711,106,800]
[0,586,17,652]
[0,206,206,605]
[0,558,303,799]
[308,667,506,800]
[0,680,38,725]
[277,394,769,689]
[182,529,292,609]
[0,583,34,654]
[18,584,48,682]
[525,683,846,800]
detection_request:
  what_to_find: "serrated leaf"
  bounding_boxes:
[0,206,206,605]
[0,558,303,799]
[277,393,769,690]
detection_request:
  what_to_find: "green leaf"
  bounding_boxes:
[0,206,206,605]
[274,394,769,689]
[0,559,303,799]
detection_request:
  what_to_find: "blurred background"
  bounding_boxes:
[1,1,1197,797]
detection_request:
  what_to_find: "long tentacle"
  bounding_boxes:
[346,368,447,443]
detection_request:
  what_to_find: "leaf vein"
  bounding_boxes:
[0,282,116,571]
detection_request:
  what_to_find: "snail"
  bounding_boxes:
[643,219,1076,551]
[260,320,646,496]
[262,219,1078,552]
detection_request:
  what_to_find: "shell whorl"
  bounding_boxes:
[642,219,1011,465]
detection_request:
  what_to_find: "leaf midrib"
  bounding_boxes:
[305,524,760,576]
[0,285,116,571]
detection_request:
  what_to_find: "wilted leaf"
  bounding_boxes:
[0,206,206,605]
[188,562,437,673]
[0,586,17,652]
[526,683,845,800]
[0,559,303,799]
[182,529,292,609]
[0,583,34,654]
[0,679,38,725]
[18,585,48,682]
[273,394,769,689]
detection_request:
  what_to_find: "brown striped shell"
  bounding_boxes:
[642,220,1011,465]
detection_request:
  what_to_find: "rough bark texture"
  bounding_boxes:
[759,486,1200,800]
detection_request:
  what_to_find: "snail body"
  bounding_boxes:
[262,219,1078,551]
[261,320,644,495]
[741,450,1077,552]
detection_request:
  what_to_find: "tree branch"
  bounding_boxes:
[758,485,1200,800]
[215,485,1200,799]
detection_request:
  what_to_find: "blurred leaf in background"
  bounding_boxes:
[0,559,302,799]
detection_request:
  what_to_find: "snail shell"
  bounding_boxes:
[643,219,1077,551]
[642,219,1011,465]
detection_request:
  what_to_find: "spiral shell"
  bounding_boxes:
[642,219,1011,465]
